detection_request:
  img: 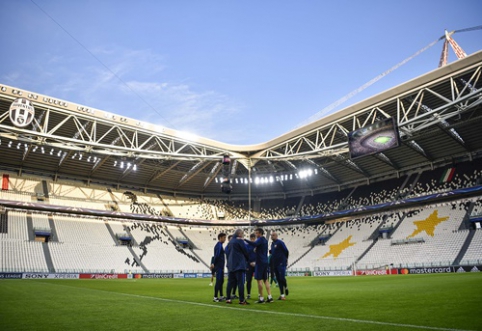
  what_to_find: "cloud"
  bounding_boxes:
[125,80,242,141]
[1,45,248,143]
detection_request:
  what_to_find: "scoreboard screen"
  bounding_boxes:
[348,117,400,159]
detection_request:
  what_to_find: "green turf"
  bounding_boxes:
[1,273,481,331]
[374,135,393,144]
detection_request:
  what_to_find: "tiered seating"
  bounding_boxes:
[0,190,33,202]
[0,211,48,272]
[47,215,142,273]
[178,226,218,266]
[31,213,50,229]
[6,211,29,240]
[299,216,385,270]
[128,223,204,272]
[1,240,48,273]
[270,224,321,268]
[358,202,468,269]
[460,230,482,265]
[0,160,481,274]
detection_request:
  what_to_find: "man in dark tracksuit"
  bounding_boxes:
[245,227,273,303]
[211,233,226,302]
[224,235,237,299]
[270,231,289,300]
[225,229,250,305]
[245,233,256,299]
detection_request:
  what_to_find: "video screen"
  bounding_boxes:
[348,117,400,159]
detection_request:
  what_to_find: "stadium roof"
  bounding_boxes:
[1,51,482,199]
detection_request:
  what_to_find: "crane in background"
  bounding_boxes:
[299,25,482,128]
[438,26,482,67]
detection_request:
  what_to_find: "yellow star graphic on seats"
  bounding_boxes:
[322,235,355,259]
[407,210,449,239]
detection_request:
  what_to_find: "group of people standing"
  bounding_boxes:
[210,228,289,305]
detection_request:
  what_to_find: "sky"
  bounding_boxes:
[0,0,481,145]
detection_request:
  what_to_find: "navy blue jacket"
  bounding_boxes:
[213,241,225,270]
[227,237,249,272]
[245,236,268,265]
[271,239,289,266]
[246,242,256,264]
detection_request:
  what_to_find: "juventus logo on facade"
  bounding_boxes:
[9,97,35,128]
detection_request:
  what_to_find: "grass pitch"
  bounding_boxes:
[1,273,481,331]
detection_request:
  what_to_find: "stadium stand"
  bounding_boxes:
[0,160,481,274]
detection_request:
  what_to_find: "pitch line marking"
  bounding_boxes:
[39,282,474,331]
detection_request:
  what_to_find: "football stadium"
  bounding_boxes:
[1,6,482,331]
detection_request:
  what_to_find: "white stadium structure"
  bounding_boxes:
[0,50,481,277]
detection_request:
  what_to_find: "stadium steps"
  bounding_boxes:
[386,212,407,238]
[339,186,357,209]
[354,239,377,268]
[452,230,476,266]
[368,214,390,240]
[0,212,7,233]
[104,221,119,246]
[126,245,149,272]
[42,242,55,272]
[308,225,333,246]
[453,202,477,265]
[186,247,209,269]
[123,225,138,246]
[157,194,173,216]
[400,173,412,190]
[458,201,475,231]
[26,212,35,241]
[288,245,314,269]
[163,227,204,266]
[47,214,59,242]
[295,196,305,216]
[178,227,198,249]
[164,226,177,243]
[406,172,422,196]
